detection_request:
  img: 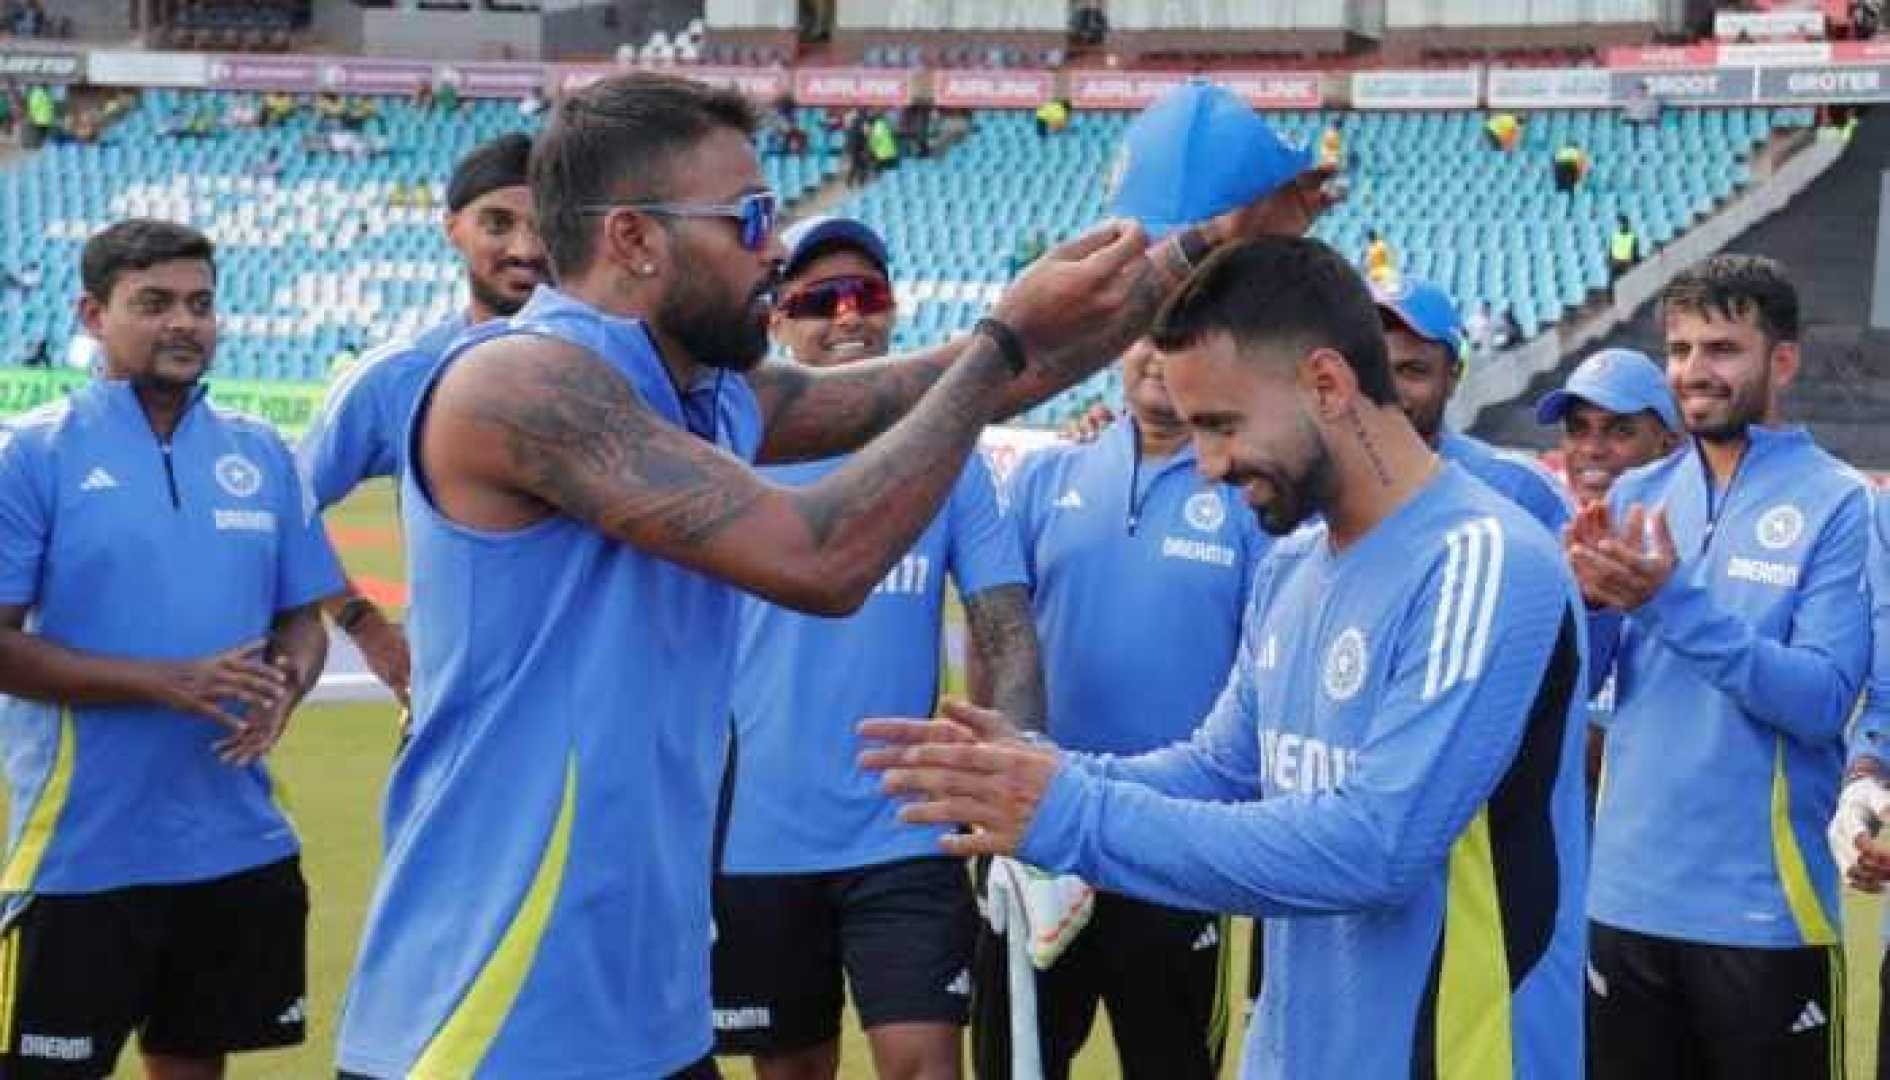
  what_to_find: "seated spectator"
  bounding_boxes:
[1462,301,1505,359]
[435,78,460,114]
[226,97,260,128]
[1319,123,1344,169]
[65,109,101,145]
[1364,228,1396,283]
[1034,97,1070,139]
[1484,111,1522,152]
[413,81,435,111]
[1622,79,1659,125]
[315,92,346,123]
[1551,141,1589,195]
[262,92,298,126]
[344,97,379,128]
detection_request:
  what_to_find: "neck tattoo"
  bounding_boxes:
[1347,407,1393,486]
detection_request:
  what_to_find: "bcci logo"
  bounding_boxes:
[214,453,263,499]
[1183,491,1225,533]
[1756,505,1804,551]
[1322,627,1368,702]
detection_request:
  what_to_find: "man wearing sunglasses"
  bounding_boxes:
[335,71,1336,1079]
[713,215,1042,1080]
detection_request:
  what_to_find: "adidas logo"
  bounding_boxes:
[945,969,971,997]
[276,997,307,1026]
[1053,489,1083,511]
[79,467,117,492]
[1790,1000,1827,1034]
[1192,923,1220,952]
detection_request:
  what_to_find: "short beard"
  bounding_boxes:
[1257,417,1338,536]
[656,271,771,373]
[469,274,534,320]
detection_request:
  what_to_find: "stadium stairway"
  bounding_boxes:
[1471,114,1890,470]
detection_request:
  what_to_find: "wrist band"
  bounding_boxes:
[973,317,1028,377]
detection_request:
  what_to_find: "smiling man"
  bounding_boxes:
[296,132,549,709]
[0,220,344,1080]
[1535,348,1680,509]
[712,216,1043,1080]
[1572,255,1870,1078]
[1534,348,1679,787]
[332,71,1333,1079]
[861,236,1589,1079]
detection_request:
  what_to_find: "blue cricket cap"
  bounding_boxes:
[1371,276,1465,359]
[780,215,890,279]
[1535,348,1680,432]
[1107,78,1314,240]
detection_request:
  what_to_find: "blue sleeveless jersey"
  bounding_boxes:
[337,287,762,1078]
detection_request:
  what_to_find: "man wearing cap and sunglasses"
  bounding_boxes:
[296,132,550,716]
[711,215,1044,1080]
[333,70,1337,1079]
[1534,348,1680,790]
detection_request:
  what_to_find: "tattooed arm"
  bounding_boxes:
[418,226,1147,614]
[962,584,1046,734]
[748,169,1339,466]
[421,330,1009,616]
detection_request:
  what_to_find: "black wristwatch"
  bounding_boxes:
[973,317,1028,377]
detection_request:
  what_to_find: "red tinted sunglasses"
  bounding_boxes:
[778,275,894,320]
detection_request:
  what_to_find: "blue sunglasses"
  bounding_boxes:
[583,190,780,252]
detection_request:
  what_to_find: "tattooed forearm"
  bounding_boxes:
[750,347,955,465]
[788,338,1006,549]
[463,341,764,548]
[963,584,1046,733]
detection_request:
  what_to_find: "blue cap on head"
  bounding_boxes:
[779,215,890,279]
[1371,276,1464,359]
[1535,348,1680,432]
[1106,78,1315,240]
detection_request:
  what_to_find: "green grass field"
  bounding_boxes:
[48,481,1890,1075]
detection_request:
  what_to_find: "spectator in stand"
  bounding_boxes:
[868,112,900,176]
[1035,97,1070,139]
[900,98,934,158]
[24,83,54,148]
[412,80,434,112]
[844,109,871,188]
[345,96,379,129]
[1363,228,1395,283]
[315,91,346,124]
[435,76,461,114]
[1623,79,1660,125]
[262,91,297,126]
[1552,140,1590,196]
[1463,299,1503,359]
[226,96,260,129]
[1609,214,1639,283]
[1318,123,1344,168]
[1485,111,1522,152]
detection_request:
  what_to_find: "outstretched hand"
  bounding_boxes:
[859,698,1059,857]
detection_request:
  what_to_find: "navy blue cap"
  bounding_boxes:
[780,215,890,279]
[1106,78,1314,240]
[1535,348,1680,432]
[1371,276,1464,358]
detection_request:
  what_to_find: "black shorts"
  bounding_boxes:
[711,856,977,1056]
[972,886,1232,1080]
[1589,921,1842,1080]
[0,856,307,1079]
